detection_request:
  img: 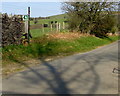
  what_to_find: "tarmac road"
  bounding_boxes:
[2,41,119,94]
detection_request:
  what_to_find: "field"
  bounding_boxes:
[30,14,67,25]
[30,14,68,38]
[30,28,52,37]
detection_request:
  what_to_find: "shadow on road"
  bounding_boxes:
[3,44,118,94]
[9,59,72,95]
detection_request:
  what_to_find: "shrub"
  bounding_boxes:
[90,15,117,38]
[111,26,118,34]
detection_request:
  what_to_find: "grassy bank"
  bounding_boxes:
[3,34,119,65]
[2,34,119,77]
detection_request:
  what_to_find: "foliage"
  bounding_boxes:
[62,1,118,37]
[90,15,117,38]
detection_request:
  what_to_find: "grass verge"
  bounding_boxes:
[2,34,119,77]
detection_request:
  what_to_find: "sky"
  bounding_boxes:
[1,2,64,17]
[1,0,118,17]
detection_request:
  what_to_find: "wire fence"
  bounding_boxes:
[30,21,69,38]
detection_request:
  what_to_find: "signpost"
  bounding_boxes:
[23,15,29,21]
[28,7,30,44]
[22,7,31,44]
[23,15,29,35]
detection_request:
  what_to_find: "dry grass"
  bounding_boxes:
[46,32,92,40]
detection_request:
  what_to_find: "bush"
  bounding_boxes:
[90,15,117,38]
[67,14,80,31]
[62,2,118,37]
[111,26,118,34]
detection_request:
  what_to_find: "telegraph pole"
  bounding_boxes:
[28,7,30,44]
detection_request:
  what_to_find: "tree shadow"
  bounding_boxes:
[4,56,100,94]
[8,58,72,95]
[3,42,118,94]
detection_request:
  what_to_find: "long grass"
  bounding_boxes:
[2,35,119,66]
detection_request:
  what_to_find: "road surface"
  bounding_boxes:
[2,41,119,94]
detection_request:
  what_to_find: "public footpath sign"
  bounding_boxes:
[23,15,29,21]
[23,15,29,33]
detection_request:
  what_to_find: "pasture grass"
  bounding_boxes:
[30,28,53,37]
[30,14,68,37]
[30,28,69,38]
[30,14,66,25]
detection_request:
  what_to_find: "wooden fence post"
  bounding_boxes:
[59,23,61,32]
[63,22,65,30]
[56,22,58,32]
[42,24,44,34]
[50,24,52,31]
